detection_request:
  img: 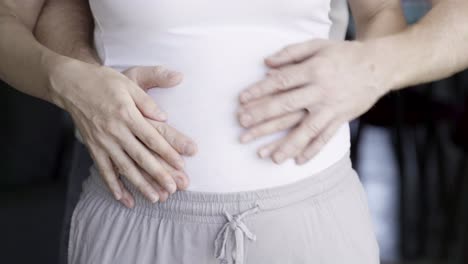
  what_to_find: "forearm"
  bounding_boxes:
[370,0,468,91]
[350,1,407,39]
[35,0,99,65]
[0,4,70,103]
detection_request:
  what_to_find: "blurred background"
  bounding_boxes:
[1,0,467,263]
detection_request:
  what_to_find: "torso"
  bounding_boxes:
[89,0,350,192]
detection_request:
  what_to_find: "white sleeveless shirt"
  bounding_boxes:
[89,0,350,192]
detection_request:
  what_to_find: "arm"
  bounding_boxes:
[0,0,65,101]
[348,0,406,39]
[0,0,196,206]
[34,0,99,64]
[367,0,468,91]
[237,0,468,164]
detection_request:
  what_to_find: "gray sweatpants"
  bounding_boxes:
[68,153,379,264]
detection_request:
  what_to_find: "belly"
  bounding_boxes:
[98,26,351,192]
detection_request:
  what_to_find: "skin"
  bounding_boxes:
[237,0,468,165]
[0,0,198,208]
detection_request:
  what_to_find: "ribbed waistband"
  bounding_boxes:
[83,151,355,223]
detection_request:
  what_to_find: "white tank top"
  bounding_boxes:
[89,0,350,192]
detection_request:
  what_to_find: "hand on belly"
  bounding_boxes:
[237,39,384,166]
[81,65,197,208]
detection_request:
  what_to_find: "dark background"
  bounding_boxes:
[1,1,468,263]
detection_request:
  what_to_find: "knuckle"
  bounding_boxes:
[99,166,114,179]
[152,66,166,75]
[103,121,123,137]
[145,136,161,151]
[158,172,173,184]
[315,133,328,146]
[133,151,147,167]
[157,145,173,158]
[281,93,298,112]
[123,68,138,81]
[90,114,108,131]
[107,79,128,93]
[311,60,332,77]
[270,71,291,89]
[118,164,132,177]
[142,100,159,113]
[115,102,133,122]
[303,121,320,136]
[155,123,169,137]
[249,127,261,137]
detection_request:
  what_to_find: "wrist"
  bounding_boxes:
[42,52,81,109]
[364,37,402,94]
[69,45,101,65]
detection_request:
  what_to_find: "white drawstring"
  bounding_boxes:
[214,204,260,264]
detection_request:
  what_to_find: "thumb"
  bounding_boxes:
[123,66,183,91]
[265,39,331,68]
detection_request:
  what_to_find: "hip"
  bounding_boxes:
[69,151,379,264]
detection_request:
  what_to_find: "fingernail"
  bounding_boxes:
[296,156,307,165]
[121,197,131,208]
[158,190,169,202]
[174,174,188,190]
[113,191,122,201]
[168,71,179,77]
[273,151,286,163]
[266,54,281,63]
[183,143,196,155]
[156,111,167,120]
[149,192,159,203]
[126,198,135,208]
[173,174,183,187]
[240,133,253,143]
[165,182,177,194]
[240,114,252,127]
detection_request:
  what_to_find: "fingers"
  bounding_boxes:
[88,145,123,200]
[271,109,333,164]
[147,119,198,156]
[117,178,135,208]
[139,170,171,202]
[123,66,183,90]
[239,65,308,104]
[131,86,169,121]
[153,153,190,191]
[265,39,330,68]
[295,121,343,165]
[123,107,185,170]
[239,111,305,143]
[238,86,319,128]
[257,137,286,159]
[115,125,178,194]
[102,139,160,203]
[126,66,184,122]
[130,118,193,191]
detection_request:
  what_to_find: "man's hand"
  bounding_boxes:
[237,39,389,165]
[49,60,197,208]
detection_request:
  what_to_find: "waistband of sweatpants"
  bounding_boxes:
[83,151,356,223]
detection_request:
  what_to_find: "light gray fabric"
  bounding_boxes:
[68,152,379,264]
[214,205,260,264]
[329,0,350,40]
